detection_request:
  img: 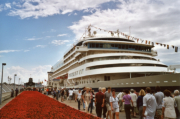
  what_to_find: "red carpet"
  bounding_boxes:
[0,91,99,119]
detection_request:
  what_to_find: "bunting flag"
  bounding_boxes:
[137,38,139,42]
[89,25,178,52]
[175,47,178,52]
[141,40,144,43]
[145,40,148,44]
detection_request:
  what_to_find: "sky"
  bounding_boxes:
[0,0,180,85]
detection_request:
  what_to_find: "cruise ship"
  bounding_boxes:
[47,26,180,92]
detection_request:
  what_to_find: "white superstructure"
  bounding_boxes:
[47,27,179,90]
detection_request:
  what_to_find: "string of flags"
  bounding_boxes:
[88,25,178,52]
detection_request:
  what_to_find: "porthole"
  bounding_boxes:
[172,80,176,82]
[156,81,160,83]
[164,81,168,83]
[131,83,134,84]
[142,82,145,84]
[149,82,152,83]
[137,82,139,84]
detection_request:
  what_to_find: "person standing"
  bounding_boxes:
[76,89,82,110]
[110,89,119,119]
[11,89,14,97]
[69,88,73,102]
[154,86,164,119]
[104,87,112,119]
[88,87,93,114]
[53,88,57,99]
[46,88,49,95]
[137,89,145,119]
[117,91,124,112]
[129,89,138,118]
[174,90,180,119]
[122,89,133,119]
[61,89,64,102]
[56,88,59,101]
[95,87,104,118]
[83,87,91,113]
[15,88,18,97]
[102,87,107,119]
[161,89,177,119]
[143,87,157,119]
[81,87,86,110]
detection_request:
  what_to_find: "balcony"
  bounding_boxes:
[76,46,88,52]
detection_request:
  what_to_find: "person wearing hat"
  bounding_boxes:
[95,87,104,118]
[129,89,138,118]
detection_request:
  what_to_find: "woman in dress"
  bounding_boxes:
[75,89,82,110]
[83,87,91,113]
[122,89,133,119]
[136,89,145,119]
[110,89,119,119]
[161,89,176,119]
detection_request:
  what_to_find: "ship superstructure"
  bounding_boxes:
[47,26,180,91]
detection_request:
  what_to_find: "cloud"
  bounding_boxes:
[24,50,30,52]
[74,13,77,15]
[36,45,46,48]
[51,29,56,32]
[69,0,180,66]
[0,5,3,12]
[7,0,113,19]
[51,40,70,46]
[5,3,11,9]
[57,34,67,37]
[0,65,51,85]
[0,50,20,53]
[66,44,72,47]
[26,37,42,40]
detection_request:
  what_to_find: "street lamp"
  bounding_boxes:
[19,78,21,91]
[0,63,6,105]
[14,74,17,90]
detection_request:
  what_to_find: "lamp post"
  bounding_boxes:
[14,74,17,90]
[10,77,11,84]
[19,78,21,91]
[0,63,6,105]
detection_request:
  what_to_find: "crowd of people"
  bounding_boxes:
[11,88,24,97]
[43,86,180,119]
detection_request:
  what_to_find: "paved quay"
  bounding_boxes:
[47,95,139,119]
[0,93,139,119]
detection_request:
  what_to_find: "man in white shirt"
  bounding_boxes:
[143,87,157,119]
[69,88,73,102]
[129,89,138,118]
[117,91,124,112]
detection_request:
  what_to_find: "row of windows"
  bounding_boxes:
[115,80,177,85]
[89,64,167,70]
[69,69,84,77]
[88,43,151,52]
